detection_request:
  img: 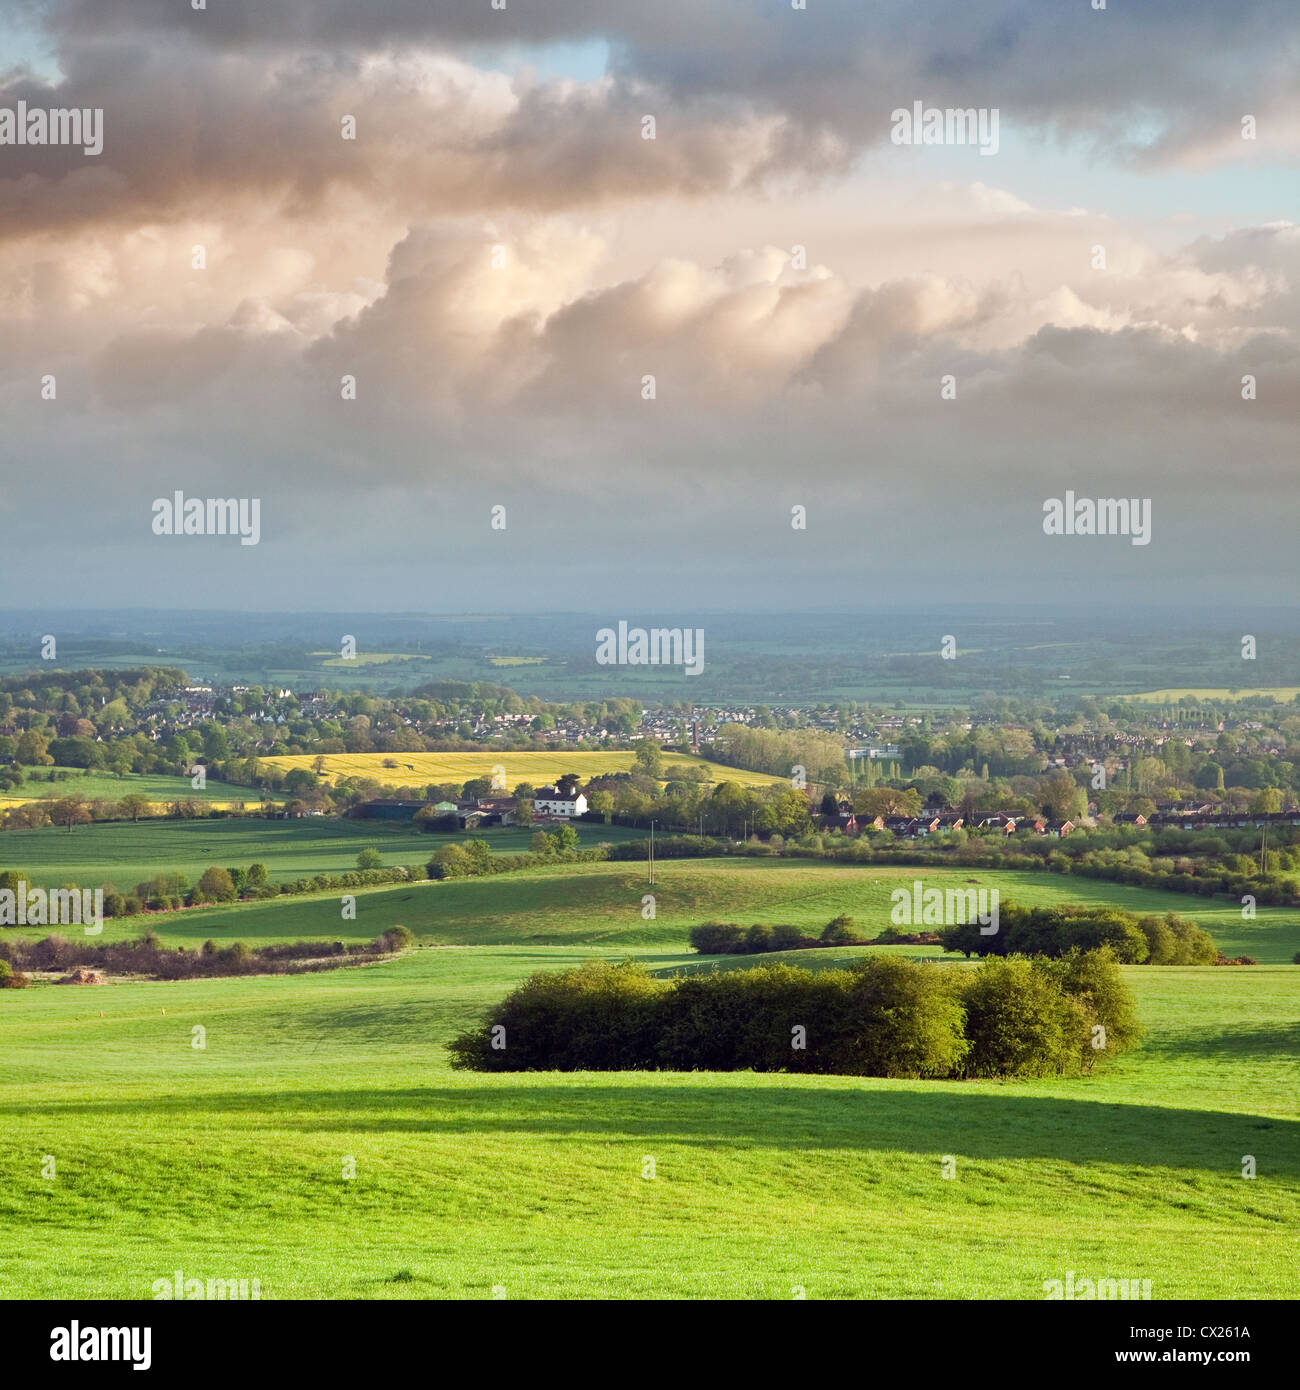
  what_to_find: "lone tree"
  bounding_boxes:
[195,867,237,903]
[49,796,91,833]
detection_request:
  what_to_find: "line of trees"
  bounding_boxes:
[449,950,1140,1079]
[940,904,1218,963]
[0,925,414,982]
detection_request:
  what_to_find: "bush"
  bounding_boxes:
[447,959,666,1071]
[820,914,860,945]
[1137,913,1217,965]
[448,952,1138,1079]
[0,959,29,988]
[745,923,775,954]
[688,922,746,955]
[829,957,969,1078]
[1043,947,1142,1070]
[958,957,1090,1078]
[195,866,237,903]
[374,924,415,952]
[356,848,384,870]
[944,901,1215,965]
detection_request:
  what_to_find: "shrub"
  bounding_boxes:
[745,923,775,954]
[375,924,415,952]
[356,848,383,870]
[427,844,473,880]
[820,914,860,945]
[448,952,1135,1079]
[195,866,237,903]
[958,957,1090,1078]
[1043,947,1141,1070]
[688,922,746,955]
[829,957,969,1078]
[0,959,29,988]
[448,959,666,1071]
[946,902,1214,965]
[36,934,78,971]
[1138,912,1216,965]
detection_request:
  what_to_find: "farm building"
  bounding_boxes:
[533,787,588,818]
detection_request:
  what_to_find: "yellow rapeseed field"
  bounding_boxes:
[258,750,784,791]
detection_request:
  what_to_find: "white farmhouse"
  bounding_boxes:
[533,786,588,819]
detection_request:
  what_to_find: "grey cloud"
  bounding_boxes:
[30,0,1300,166]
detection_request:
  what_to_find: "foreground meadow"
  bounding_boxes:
[0,947,1295,1299]
[3,851,1297,1299]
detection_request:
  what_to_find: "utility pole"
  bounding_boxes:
[649,819,656,886]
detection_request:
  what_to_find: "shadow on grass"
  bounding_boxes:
[6,1083,1298,1174]
[1132,1020,1300,1062]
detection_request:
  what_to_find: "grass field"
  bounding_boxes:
[1132,688,1300,702]
[0,817,645,890]
[0,943,1295,1299]
[17,856,1300,963]
[4,842,1296,1300]
[0,767,260,810]
[259,750,786,790]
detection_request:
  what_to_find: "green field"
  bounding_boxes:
[1,942,1295,1298]
[3,848,1297,1300]
[32,857,1300,963]
[1,767,259,809]
[0,817,645,890]
[1132,687,1300,702]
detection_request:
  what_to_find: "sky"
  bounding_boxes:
[0,0,1296,614]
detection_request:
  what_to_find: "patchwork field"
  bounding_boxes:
[259,750,786,790]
